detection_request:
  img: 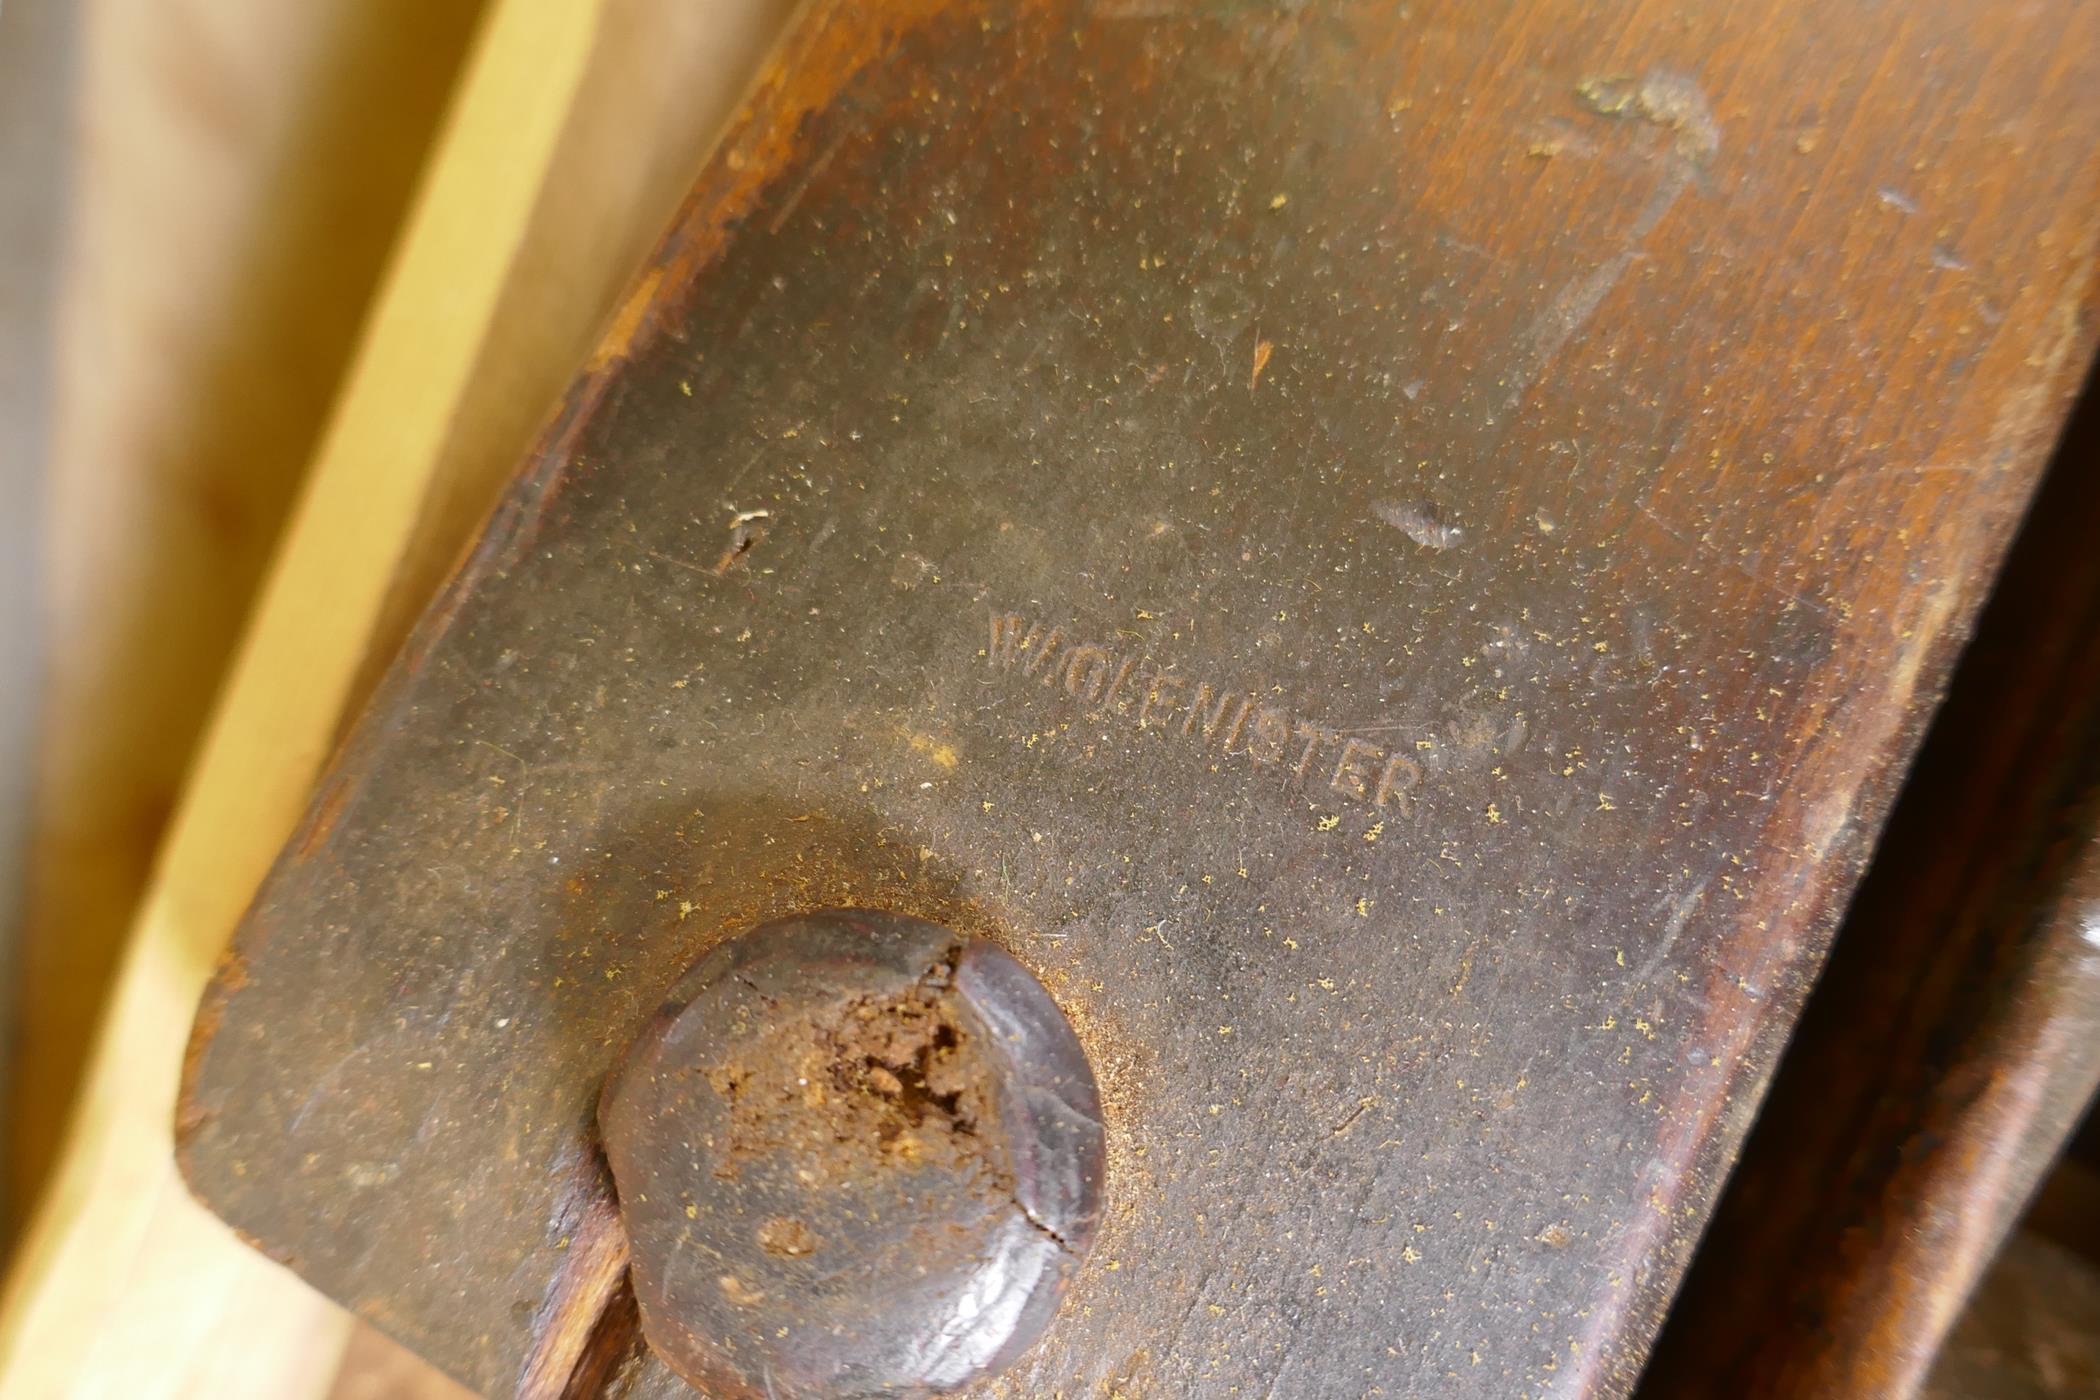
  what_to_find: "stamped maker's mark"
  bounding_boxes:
[982,609,1422,819]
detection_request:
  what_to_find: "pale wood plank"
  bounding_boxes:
[0,2,610,1390]
[11,0,483,1225]
[1,0,801,1388]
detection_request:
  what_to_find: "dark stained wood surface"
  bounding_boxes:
[179,2,2100,1395]
[1642,369,2100,1398]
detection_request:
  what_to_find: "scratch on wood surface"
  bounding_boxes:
[1504,68,1721,409]
[515,1183,633,1399]
[1373,500,1465,550]
[1636,500,1829,619]
[767,125,852,234]
[1636,876,1710,985]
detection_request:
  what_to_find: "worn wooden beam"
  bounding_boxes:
[0,2,637,1391]
[176,1,2100,1395]
[1643,371,2100,1397]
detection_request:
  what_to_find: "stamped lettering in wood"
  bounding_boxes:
[984,608,1424,818]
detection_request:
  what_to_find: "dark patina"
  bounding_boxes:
[175,1,2100,1395]
[598,910,1102,1399]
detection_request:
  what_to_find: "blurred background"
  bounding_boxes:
[2,3,2098,1397]
[0,0,796,1392]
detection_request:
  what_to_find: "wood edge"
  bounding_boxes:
[0,0,618,1390]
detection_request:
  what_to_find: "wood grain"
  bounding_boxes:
[513,1192,630,1400]
[0,3,609,1392]
[1,0,807,1390]
[176,1,2100,1395]
[13,0,483,1228]
[1643,368,2100,1396]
